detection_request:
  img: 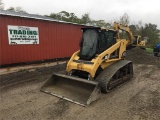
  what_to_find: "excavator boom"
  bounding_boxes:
[113,22,146,49]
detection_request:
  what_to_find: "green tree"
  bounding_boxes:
[7,6,27,13]
[81,13,91,24]
[129,21,143,35]
[142,23,160,44]
[7,7,15,11]
[119,13,130,25]
[15,7,27,13]
[60,11,70,18]
[50,13,60,20]
[129,25,136,33]
[50,11,80,23]
[69,13,77,22]
[58,11,69,21]
[91,20,111,28]
[0,0,4,10]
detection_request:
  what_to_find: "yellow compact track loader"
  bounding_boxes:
[41,22,134,106]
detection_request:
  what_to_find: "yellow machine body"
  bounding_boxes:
[41,22,134,106]
[66,39,127,78]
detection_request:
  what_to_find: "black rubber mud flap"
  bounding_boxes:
[41,73,101,106]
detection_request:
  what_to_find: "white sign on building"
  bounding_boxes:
[8,25,39,44]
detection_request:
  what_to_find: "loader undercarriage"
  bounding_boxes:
[96,60,133,92]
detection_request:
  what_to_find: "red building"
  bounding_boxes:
[0,10,88,66]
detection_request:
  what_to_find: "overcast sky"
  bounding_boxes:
[2,0,160,29]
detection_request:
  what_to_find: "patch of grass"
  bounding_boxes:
[146,48,153,54]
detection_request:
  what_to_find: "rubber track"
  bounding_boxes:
[95,60,132,93]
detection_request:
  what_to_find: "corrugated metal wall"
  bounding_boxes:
[0,15,84,65]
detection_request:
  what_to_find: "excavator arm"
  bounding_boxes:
[114,22,146,49]
[113,22,134,45]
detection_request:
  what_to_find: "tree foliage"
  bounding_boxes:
[49,11,111,27]
[142,23,160,43]
[90,20,111,28]
[7,7,15,11]
[50,11,81,23]
[129,22,160,44]
[81,13,91,24]
[7,6,27,13]
[119,13,130,25]
[118,13,160,44]
[0,0,4,10]
[48,11,160,44]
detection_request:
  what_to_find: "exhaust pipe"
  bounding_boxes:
[41,73,101,106]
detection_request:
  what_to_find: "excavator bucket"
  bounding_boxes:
[41,73,101,106]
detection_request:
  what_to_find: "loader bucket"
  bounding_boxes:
[41,73,101,106]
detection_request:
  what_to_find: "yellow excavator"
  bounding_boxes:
[132,35,146,49]
[41,22,134,106]
[114,23,146,49]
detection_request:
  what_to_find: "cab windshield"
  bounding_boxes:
[81,30,98,57]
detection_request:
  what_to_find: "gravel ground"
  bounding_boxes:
[0,47,160,120]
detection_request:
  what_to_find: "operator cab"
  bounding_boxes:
[133,35,141,45]
[79,28,117,60]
